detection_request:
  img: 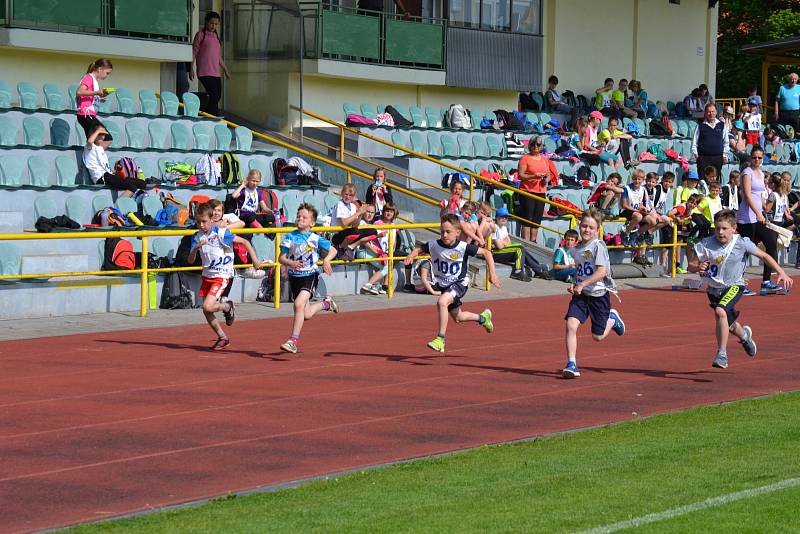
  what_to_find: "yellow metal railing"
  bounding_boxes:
[715,97,749,116]
[0,223,456,317]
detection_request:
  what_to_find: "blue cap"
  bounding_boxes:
[686,170,699,180]
[748,98,759,105]
[732,119,745,130]
[496,207,510,217]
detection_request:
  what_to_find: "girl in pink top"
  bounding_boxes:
[75,58,113,136]
[190,11,231,117]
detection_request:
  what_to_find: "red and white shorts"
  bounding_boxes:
[199,276,230,300]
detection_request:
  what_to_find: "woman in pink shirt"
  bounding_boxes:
[190,12,231,117]
[75,58,113,136]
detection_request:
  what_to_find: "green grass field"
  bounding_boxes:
[69,391,800,533]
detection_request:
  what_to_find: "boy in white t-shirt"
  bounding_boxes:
[82,125,148,196]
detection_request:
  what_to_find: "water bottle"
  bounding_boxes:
[136,166,145,180]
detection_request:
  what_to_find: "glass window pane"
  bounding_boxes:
[480,0,509,31]
[449,0,480,28]
[511,0,539,34]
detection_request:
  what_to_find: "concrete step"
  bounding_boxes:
[21,254,88,275]
[0,211,23,233]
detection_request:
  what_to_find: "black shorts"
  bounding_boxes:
[707,285,744,326]
[434,281,469,312]
[659,225,674,245]
[517,194,545,229]
[565,292,611,336]
[620,209,636,221]
[289,273,319,300]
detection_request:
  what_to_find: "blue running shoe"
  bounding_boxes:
[609,308,625,336]
[562,361,580,378]
[620,231,630,247]
[761,280,781,291]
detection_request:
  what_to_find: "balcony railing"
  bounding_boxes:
[0,0,191,43]
[300,2,446,70]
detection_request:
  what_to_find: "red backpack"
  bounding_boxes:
[547,196,580,216]
[103,238,135,270]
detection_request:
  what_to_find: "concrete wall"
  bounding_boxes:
[542,0,717,104]
[0,48,164,102]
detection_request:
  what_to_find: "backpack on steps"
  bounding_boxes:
[220,152,241,185]
[159,271,195,309]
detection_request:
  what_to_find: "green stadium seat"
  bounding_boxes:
[157,157,171,177]
[427,132,442,156]
[136,157,158,180]
[22,116,45,146]
[472,136,489,157]
[76,123,86,146]
[125,120,147,149]
[171,122,191,149]
[182,92,200,117]
[150,237,174,260]
[159,91,180,116]
[249,158,269,181]
[139,90,158,115]
[115,88,136,114]
[281,193,303,223]
[474,161,489,175]
[394,105,409,118]
[543,137,557,153]
[43,83,66,111]
[390,131,408,156]
[193,123,213,151]
[302,192,321,212]
[456,133,472,157]
[65,195,90,224]
[360,103,377,120]
[104,120,122,147]
[251,234,271,263]
[148,121,168,149]
[0,80,11,108]
[468,109,483,130]
[525,112,538,127]
[489,193,505,210]
[50,118,71,147]
[235,126,253,151]
[0,116,17,145]
[34,196,58,219]
[55,156,79,187]
[440,134,458,157]
[67,84,77,110]
[343,102,359,119]
[409,106,424,126]
[116,196,137,215]
[17,82,38,109]
[92,194,112,213]
[409,131,427,154]
[141,196,163,217]
[634,118,647,135]
[538,112,552,126]
[377,104,388,115]
[215,123,232,151]
[323,193,339,213]
[96,94,113,114]
[0,243,21,279]
[28,155,50,187]
[424,107,439,128]
[504,162,517,177]
[0,155,24,186]
[486,135,505,158]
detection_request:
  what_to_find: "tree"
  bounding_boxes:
[716,0,800,99]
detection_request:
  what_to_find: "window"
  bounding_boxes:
[511,0,539,34]
[449,0,539,34]
[449,0,481,28]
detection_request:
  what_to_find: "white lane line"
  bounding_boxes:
[577,477,800,534]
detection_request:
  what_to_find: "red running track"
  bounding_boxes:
[1,284,799,532]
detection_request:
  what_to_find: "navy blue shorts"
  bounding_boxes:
[707,285,744,326]
[434,282,469,312]
[289,273,319,300]
[565,292,611,335]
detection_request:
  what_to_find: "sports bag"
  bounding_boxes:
[114,157,138,179]
[547,196,580,216]
[385,105,413,127]
[188,195,211,220]
[174,231,202,267]
[195,153,221,185]
[445,104,471,129]
[346,114,377,126]
[220,152,241,185]
[93,206,133,227]
[395,228,416,256]
[159,271,195,309]
[102,237,135,270]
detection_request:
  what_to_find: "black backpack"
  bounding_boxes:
[174,231,202,267]
[385,105,413,127]
[519,92,538,111]
[159,271,195,309]
[220,152,241,185]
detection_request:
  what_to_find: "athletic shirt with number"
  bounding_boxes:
[652,184,672,214]
[745,112,762,132]
[420,239,478,287]
[623,184,648,211]
[768,192,789,223]
[280,230,331,277]
[192,226,235,279]
[241,188,259,213]
[568,239,615,297]
[694,235,759,288]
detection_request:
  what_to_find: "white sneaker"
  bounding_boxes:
[243,267,266,278]
[360,284,380,295]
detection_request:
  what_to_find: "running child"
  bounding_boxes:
[688,209,792,369]
[188,203,264,350]
[404,214,500,353]
[278,203,339,354]
[562,208,625,378]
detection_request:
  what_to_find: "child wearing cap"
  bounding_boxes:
[674,170,701,205]
[688,209,791,369]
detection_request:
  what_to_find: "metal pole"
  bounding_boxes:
[140,236,149,317]
[273,236,281,309]
[387,229,395,299]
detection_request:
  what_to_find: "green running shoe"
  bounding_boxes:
[480,309,493,333]
[427,336,445,353]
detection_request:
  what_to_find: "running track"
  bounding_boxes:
[1,283,799,532]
